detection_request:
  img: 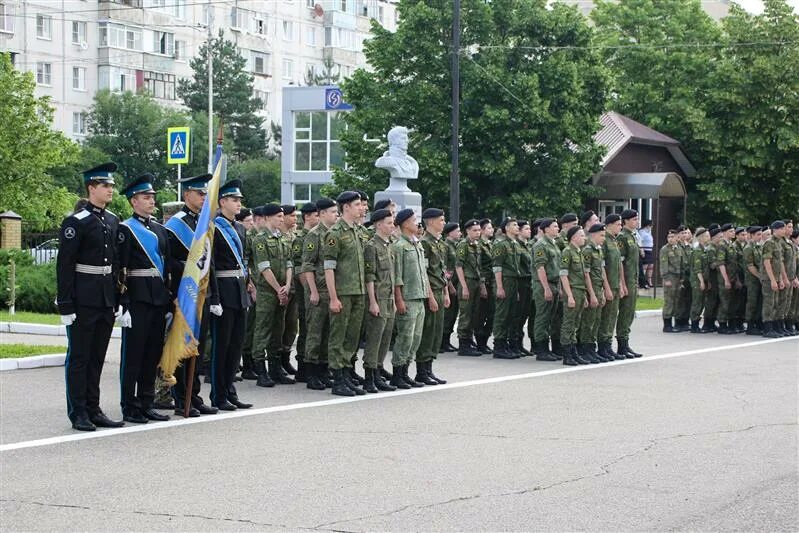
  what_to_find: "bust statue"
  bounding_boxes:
[375,126,418,191]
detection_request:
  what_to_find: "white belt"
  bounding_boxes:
[75,264,112,275]
[128,268,161,278]
[216,269,244,278]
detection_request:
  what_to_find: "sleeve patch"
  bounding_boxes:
[307,242,315,251]
[327,238,336,247]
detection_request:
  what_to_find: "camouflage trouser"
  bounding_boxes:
[252,291,285,365]
[616,275,637,341]
[305,291,330,365]
[515,277,532,341]
[294,280,307,362]
[690,285,706,322]
[662,278,680,319]
[443,284,459,343]
[241,305,256,370]
[791,285,799,321]
[393,299,425,366]
[676,279,691,321]
[477,282,495,341]
[456,279,482,340]
[327,294,365,370]
[717,282,734,321]
[281,288,299,354]
[598,288,620,344]
[744,278,762,322]
[781,285,795,319]
[761,280,782,322]
[154,370,173,405]
[560,287,586,346]
[704,282,719,323]
[532,281,559,343]
[417,288,445,363]
[493,276,518,340]
[362,299,394,369]
[578,292,605,344]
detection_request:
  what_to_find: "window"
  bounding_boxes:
[0,3,14,33]
[254,90,269,111]
[143,71,176,100]
[251,51,271,75]
[292,183,326,204]
[174,40,185,60]
[306,0,315,7]
[231,7,250,30]
[36,63,52,85]
[293,111,344,172]
[99,23,142,50]
[282,20,293,41]
[72,21,87,44]
[377,5,384,24]
[324,27,355,49]
[72,67,86,90]
[149,0,184,18]
[253,15,266,35]
[153,30,174,55]
[305,25,316,46]
[339,0,347,11]
[98,65,136,92]
[282,59,293,80]
[73,112,87,136]
[201,5,211,26]
[36,14,52,39]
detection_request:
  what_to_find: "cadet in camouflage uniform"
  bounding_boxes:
[415,208,450,385]
[531,218,561,361]
[516,220,533,356]
[743,226,763,334]
[323,191,367,396]
[527,220,543,348]
[689,228,711,333]
[675,226,693,331]
[350,190,372,384]
[278,205,300,375]
[301,198,338,391]
[491,218,522,359]
[703,227,723,332]
[361,208,397,393]
[392,209,428,389]
[455,219,484,356]
[790,229,799,332]
[660,230,683,333]
[780,220,797,335]
[292,202,318,382]
[598,214,624,360]
[252,204,295,387]
[710,223,736,334]
[578,224,610,362]
[616,209,643,357]
[560,226,589,365]
[441,222,461,353]
[239,207,261,381]
[760,220,788,337]
[475,219,495,353]
[730,227,748,333]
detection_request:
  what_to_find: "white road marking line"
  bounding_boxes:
[1,336,796,453]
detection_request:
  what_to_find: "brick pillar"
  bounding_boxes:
[0,211,23,250]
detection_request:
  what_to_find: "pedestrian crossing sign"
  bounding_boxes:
[167,127,191,164]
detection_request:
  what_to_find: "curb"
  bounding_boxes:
[0,353,66,372]
[0,322,121,338]
[635,310,662,318]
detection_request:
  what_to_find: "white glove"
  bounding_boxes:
[209,304,223,317]
[60,314,77,326]
[165,312,174,330]
[114,305,123,318]
[118,311,132,328]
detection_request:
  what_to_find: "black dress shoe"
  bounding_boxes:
[122,412,148,424]
[215,401,237,411]
[174,406,201,418]
[72,414,96,432]
[91,411,125,428]
[152,400,175,410]
[230,399,252,409]
[142,409,170,421]
[195,403,219,415]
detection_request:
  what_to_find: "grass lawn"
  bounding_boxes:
[0,310,62,325]
[636,297,664,311]
[0,344,63,359]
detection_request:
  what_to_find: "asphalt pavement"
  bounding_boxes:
[0,316,797,531]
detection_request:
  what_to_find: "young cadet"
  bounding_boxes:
[660,230,683,333]
[455,219,485,356]
[301,198,338,391]
[492,217,521,359]
[252,204,295,387]
[57,163,125,431]
[761,220,786,337]
[293,202,319,382]
[598,214,624,360]
[730,227,748,333]
[790,229,799,332]
[781,220,797,335]
[279,205,300,375]
[475,219,495,353]
[526,219,542,350]
[616,209,643,357]
[560,226,589,366]
[675,226,694,331]
[392,209,428,389]
[531,218,561,362]
[208,179,253,411]
[324,191,367,396]
[703,227,723,332]
[117,174,172,424]
[362,208,398,393]
[743,226,763,335]
[689,228,711,333]
[711,223,735,334]
[164,174,218,417]
[237,208,259,381]
[415,208,450,385]
[578,223,610,362]
[516,220,533,356]
[441,222,461,353]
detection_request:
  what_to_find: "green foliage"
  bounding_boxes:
[177,30,267,162]
[227,158,281,207]
[0,53,80,230]
[0,310,62,325]
[335,0,609,221]
[305,56,342,86]
[0,255,57,314]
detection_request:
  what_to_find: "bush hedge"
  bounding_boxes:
[0,249,57,313]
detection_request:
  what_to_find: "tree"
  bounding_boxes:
[333,0,610,220]
[0,53,79,230]
[85,90,188,189]
[227,158,281,207]
[177,30,267,162]
[305,56,341,86]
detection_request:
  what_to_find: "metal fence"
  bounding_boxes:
[21,225,60,265]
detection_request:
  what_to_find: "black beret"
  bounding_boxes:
[784,219,794,225]
[710,227,723,237]
[708,223,720,231]
[539,217,556,230]
[363,220,373,228]
[695,228,708,237]
[604,213,621,224]
[579,210,595,226]
[443,222,459,235]
[500,217,517,230]
[531,219,543,230]
[251,206,264,217]
[422,208,445,219]
[560,213,578,225]
[676,225,687,232]
[620,209,638,221]
[479,218,492,228]
[316,198,336,210]
[262,203,282,217]
[792,230,799,240]
[747,226,762,234]
[374,199,393,210]
[300,202,318,214]
[518,219,530,228]
[588,223,605,234]
[281,204,297,215]
[336,191,360,204]
[356,190,369,201]
[566,226,582,241]
[395,208,415,227]
[667,229,678,235]
[370,208,392,224]
[720,223,733,231]
[734,226,746,235]
[771,220,786,230]
[235,208,252,221]
[463,219,480,230]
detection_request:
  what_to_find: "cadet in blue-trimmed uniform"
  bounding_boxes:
[57,163,125,431]
[164,174,219,418]
[117,174,172,424]
[208,179,253,411]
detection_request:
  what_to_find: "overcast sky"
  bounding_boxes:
[735,0,799,13]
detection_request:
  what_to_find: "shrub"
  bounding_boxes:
[0,253,57,313]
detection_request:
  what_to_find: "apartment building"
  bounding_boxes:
[0,0,398,140]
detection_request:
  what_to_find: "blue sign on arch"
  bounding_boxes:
[325,88,353,111]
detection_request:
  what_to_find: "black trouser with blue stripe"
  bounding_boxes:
[65,306,114,423]
[172,304,210,408]
[210,307,246,406]
[120,301,167,415]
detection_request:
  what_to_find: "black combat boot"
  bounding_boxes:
[690,319,701,333]
[745,320,761,335]
[579,344,600,364]
[493,339,519,359]
[535,341,559,362]
[380,365,393,381]
[507,339,522,357]
[374,367,396,391]
[402,365,424,388]
[331,369,355,397]
[616,339,635,359]
[550,339,563,360]
[255,361,275,388]
[475,336,492,354]
[362,368,379,393]
[561,345,579,366]
[306,363,326,391]
[626,341,644,357]
[783,320,797,336]
[427,361,446,384]
[342,368,366,395]
[517,339,532,357]
[458,338,482,357]
[415,361,438,386]
[280,351,297,374]
[663,318,677,333]
[269,360,295,384]
[390,365,410,389]
[295,360,308,383]
[591,343,610,363]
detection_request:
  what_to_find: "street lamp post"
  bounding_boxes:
[450,0,461,223]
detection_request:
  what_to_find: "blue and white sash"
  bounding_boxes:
[164,213,194,252]
[123,217,165,278]
[214,216,247,275]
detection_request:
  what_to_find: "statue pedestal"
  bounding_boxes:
[375,189,422,219]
